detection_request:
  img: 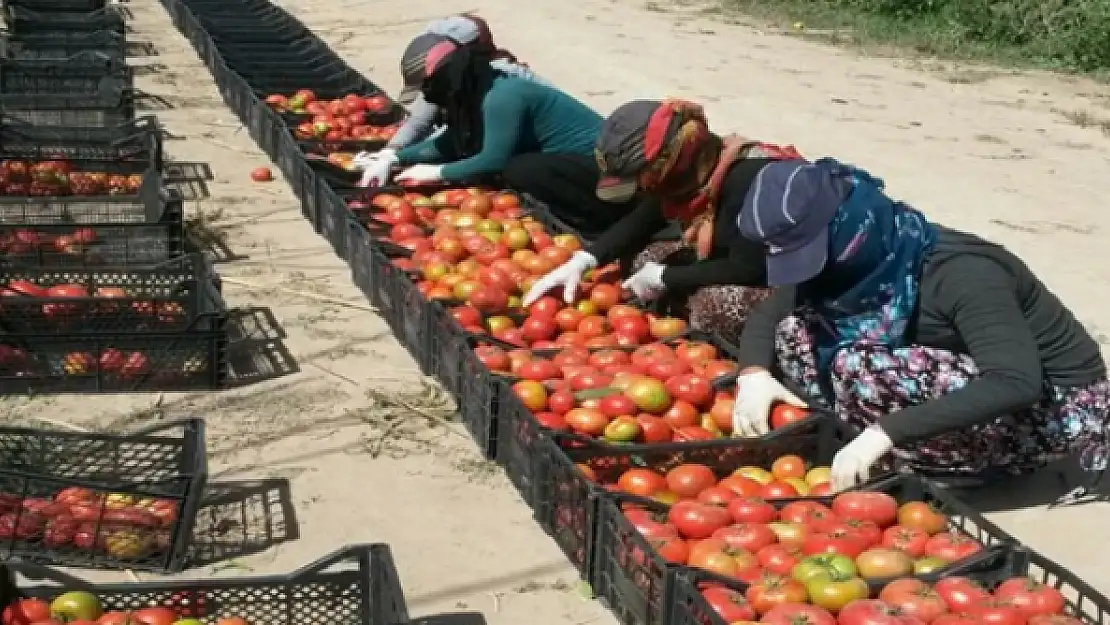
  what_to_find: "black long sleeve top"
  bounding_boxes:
[735,226,1107,444]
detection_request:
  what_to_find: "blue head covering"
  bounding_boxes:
[800,160,938,374]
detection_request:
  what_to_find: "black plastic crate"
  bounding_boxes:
[0,172,178,225]
[0,53,132,94]
[203,22,311,43]
[671,545,1110,625]
[533,415,853,581]
[593,473,1018,625]
[364,244,433,372]
[225,56,353,77]
[0,543,411,623]
[317,173,355,259]
[0,418,206,572]
[0,318,229,394]
[4,6,126,35]
[0,254,220,333]
[427,303,501,459]
[0,79,134,127]
[0,216,185,267]
[216,38,335,59]
[349,217,374,301]
[0,114,161,167]
[493,333,754,505]
[6,0,108,10]
[0,31,125,61]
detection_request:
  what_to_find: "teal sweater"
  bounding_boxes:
[395,76,602,182]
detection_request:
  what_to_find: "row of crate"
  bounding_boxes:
[0,3,409,623]
[0,0,231,392]
[151,1,1110,625]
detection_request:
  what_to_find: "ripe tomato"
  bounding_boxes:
[745,573,809,615]
[662,399,699,428]
[132,607,179,625]
[511,380,548,411]
[667,501,731,539]
[665,464,717,498]
[761,603,837,625]
[547,391,576,415]
[635,414,673,443]
[702,586,757,622]
[770,403,810,429]
[760,481,800,499]
[697,486,739,506]
[896,501,948,535]
[712,522,777,552]
[831,492,898,527]
[727,497,776,524]
[934,616,985,625]
[837,599,925,625]
[879,578,950,623]
[779,500,836,526]
[880,525,930,558]
[966,599,1030,625]
[801,528,870,558]
[650,536,689,564]
[770,455,807,481]
[647,358,690,380]
[924,532,983,561]
[993,577,1066,618]
[616,469,667,497]
[3,599,51,624]
[855,547,915,580]
[933,577,991,613]
[757,544,802,575]
[718,475,764,498]
[1028,616,1084,625]
[664,373,712,407]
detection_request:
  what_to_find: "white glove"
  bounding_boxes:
[831,426,894,492]
[522,251,598,305]
[731,369,807,437]
[356,149,397,188]
[621,262,666,302]
[395,164,444,185]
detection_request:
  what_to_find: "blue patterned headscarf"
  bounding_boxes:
[799,160,938,375]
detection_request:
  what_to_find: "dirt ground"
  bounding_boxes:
[5,0,1110,620]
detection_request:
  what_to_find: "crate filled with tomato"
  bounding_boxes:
[673,545,1108,625]
[0,543,411,624]
[0,418,205,572]
[0,157,154,199]
[264,89,401,151]
[0,254,220,334]
[530,414,848,580]
[591,473,1017,625]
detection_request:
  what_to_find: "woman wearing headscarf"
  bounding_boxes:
[730,158,1109,502]
[522,98,801,344]
[359,33,603,197]
[357,13,550,181]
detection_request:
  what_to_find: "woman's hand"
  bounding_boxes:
[730,368,807,437]
[522,251,598,305]
[395,164,444,185]
[830,426,894,492]
[355,149,398,188]
[621,262,666,302]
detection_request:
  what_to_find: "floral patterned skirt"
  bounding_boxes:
[775,313,1110,480]
[633,240,772,345]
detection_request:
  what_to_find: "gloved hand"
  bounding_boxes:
[831,426,894,492]
[522,251,598,305]
[395,164,444,185]
[621,262,666,302]
[731,368,808,437]
[356,149,397,188]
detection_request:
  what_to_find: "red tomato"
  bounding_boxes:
[757,543,802,575]
[132,607,179,625]
[993,578,1066,618]
[802,528,870,558]
[761,603,837,625]
[760,481,800,500]
[1028,617,1084,625]
[770,403,810,429]
[933,577,991,613]
[712,522,778,552]
[635,414,673,443]
[650,536,690,564]
[838,599,926,625]
[2,599,51,624]
[925,532,983,561]
[718,475,764,498]
[745,574,809,615]
[831,492,898,527]
[616,469,667,497]
[779,500,837,526]
[879,578,950,623]
[702,586,757,622]
[966,599,1030,625]
[664,374,712,407]
[665,464,717,498]
[667,500,731,539]
[697,486,739,506]
[934,616,985,625]
[647,358,690,380]
[727,496,777,524]
[547,391,576,415]
[880,525,930,558]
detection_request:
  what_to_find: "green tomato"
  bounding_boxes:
[173,620,206,625]
[791,553,857,583]
[50,591,103,621]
